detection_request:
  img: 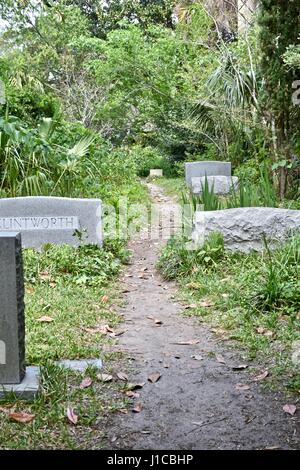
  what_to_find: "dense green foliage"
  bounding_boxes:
[158,234,300,388]
[0,1,299,199]
[259,0,300,199]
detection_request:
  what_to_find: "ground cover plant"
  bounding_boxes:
[158,233,300,393]
[0,240,133,449]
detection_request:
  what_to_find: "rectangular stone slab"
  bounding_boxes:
[0,366,40,400]
[0,232,26,384]
[185,161,232,188]
[0,197,102,249]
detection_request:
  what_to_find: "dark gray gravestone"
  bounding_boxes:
[0,232,39,399]
[0,232,25,384]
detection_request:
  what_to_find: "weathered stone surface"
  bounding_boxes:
[0,366,40,400]
[149,169,163,178]
[185,161,232,188]
[192,176,239,195]
[0,232,25,384]
[0,197,102,249]
[193,207,300,252]
[57,358,103,372]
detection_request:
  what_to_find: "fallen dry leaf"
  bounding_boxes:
[125,391,140,398]
[67,407,78,425]
[148,373,161,384]
[191,354,203,361]
[138,273,149,279]
[245,416,256,424]
[9,412,34,424]
[173,339,200,346]
[127,382,145,391]
[132,402,143,413]
[235,383,251,391]
[186,282,202,290]
[100,295,109,303]
[26,286,35,294]
[232,364,248,371]
[256,327,275,338]
[79,377,93,389]
[37,316,54,323]
[117,372,128,382]
[265,446,280,450]
[39,271,50,281]
[253,370,269,382]
[98,373,113,383]
[113,329,126,337]
[283,404,297,416]
[216,354,226,364]
[83,324,114,335]
[199,299,214,308]
[0,406,11,414]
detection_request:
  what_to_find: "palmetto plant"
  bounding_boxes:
[189,44,261,161]
[0,113,95,197]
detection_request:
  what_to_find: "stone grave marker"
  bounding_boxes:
[0,232,39,399]
[149,169,163,178]
[191,175,239,195]
[185,161,232,188]
[192,207,300,252]
[0,196,102,249]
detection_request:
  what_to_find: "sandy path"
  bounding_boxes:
[105,183,299,450]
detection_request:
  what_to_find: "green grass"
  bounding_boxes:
[154,177,187,201]
[158,235,300,393]
[0,242,131,449]
[0,174,151,449]
[0,362,129,449]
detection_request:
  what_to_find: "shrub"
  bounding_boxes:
[157,232,225,280]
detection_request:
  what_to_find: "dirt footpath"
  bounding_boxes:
[104,183,299,450]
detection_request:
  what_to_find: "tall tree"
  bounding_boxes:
[259,0,300,198]
[67,0,175,38]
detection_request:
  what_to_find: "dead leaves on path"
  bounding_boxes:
[215,354,226,364]
[127,382,145,391]
[148,373,161,384]
[132,402,143,413]
[117,372,128,382]
[147,316,163,326]
[283,404,297,416]
[82,324,126,338]
[235,383,251,391]
[252,370,269,382]
[172,339,200,346]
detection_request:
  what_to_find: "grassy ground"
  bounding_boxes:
[153,177,187,201]
[0,180,150,450]
[0,243,131,449]
[158,234,300,395]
